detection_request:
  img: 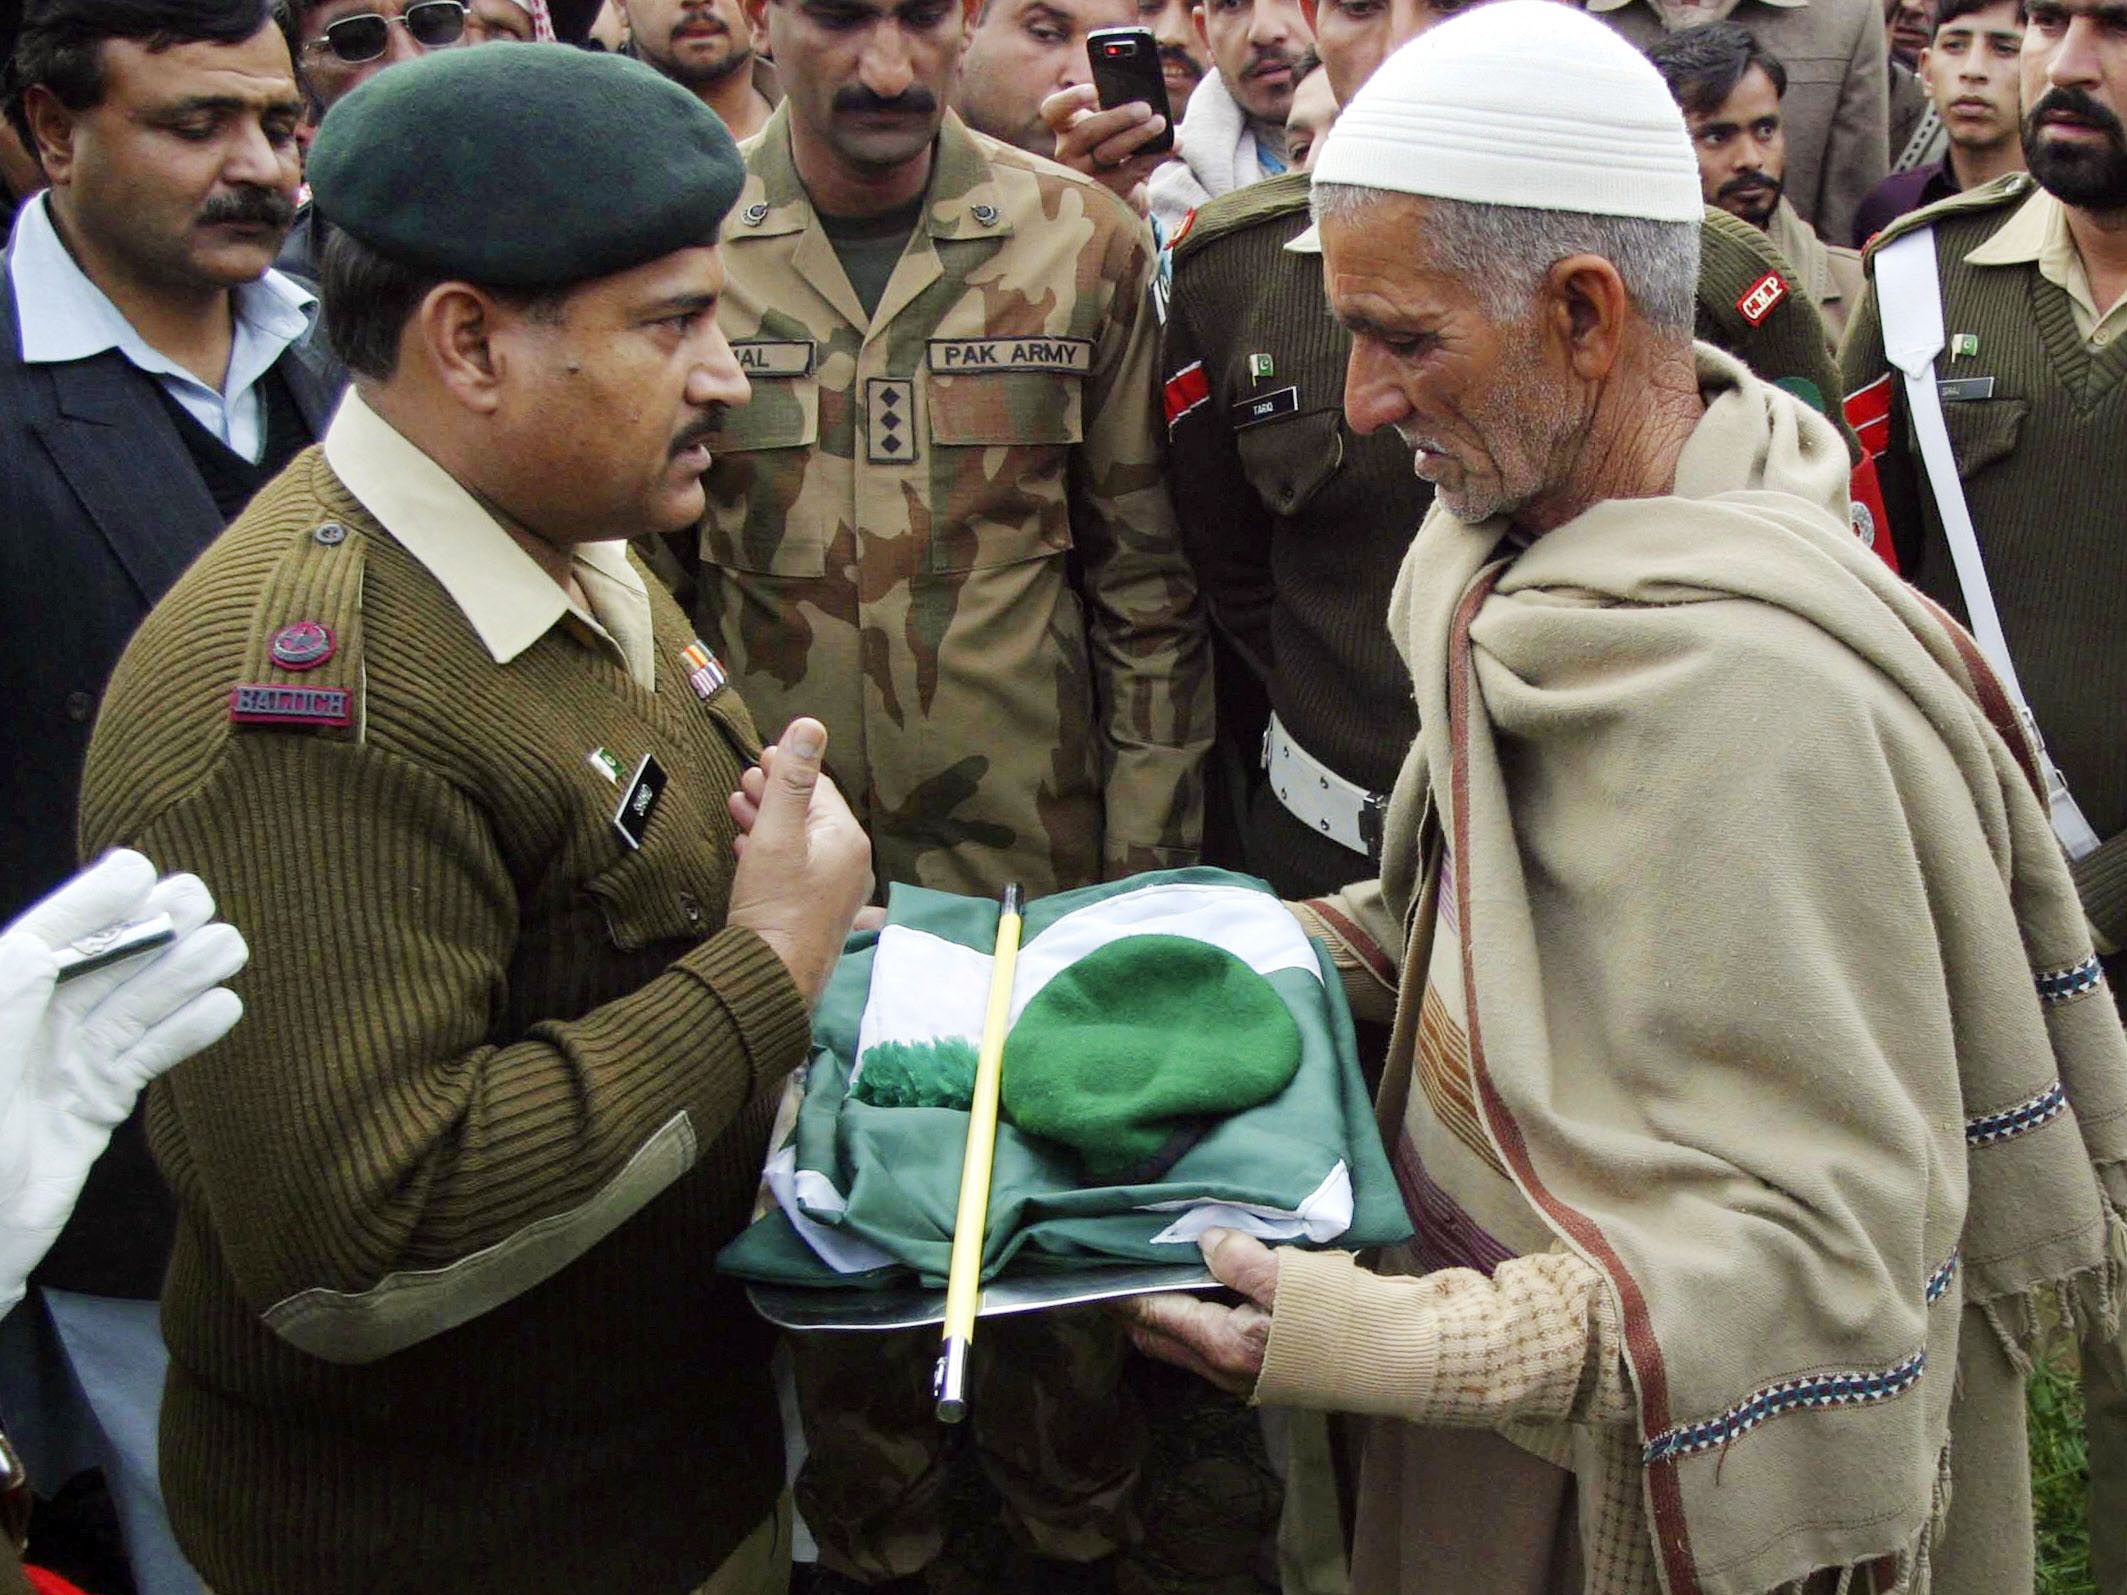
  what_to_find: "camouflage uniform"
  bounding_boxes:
[698,104,1212,902]
[698,106,1201,1582]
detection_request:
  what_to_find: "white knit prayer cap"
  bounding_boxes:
[1309,0,1704,224]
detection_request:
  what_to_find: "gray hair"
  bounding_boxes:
[1310,183,1700,342]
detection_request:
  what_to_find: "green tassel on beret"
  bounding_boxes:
[307,43,746,289]
[1000,934,1303,1182]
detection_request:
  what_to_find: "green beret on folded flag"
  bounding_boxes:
[307,44,745,289]
[717,869,1413,1292]
[1001,935,1302,1181]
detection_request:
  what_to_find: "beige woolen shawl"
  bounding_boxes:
[1355,345,2127,1595]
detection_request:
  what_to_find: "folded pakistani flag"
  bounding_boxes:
[717,868,1411,1289]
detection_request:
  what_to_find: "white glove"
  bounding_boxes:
[0,850,248,1315]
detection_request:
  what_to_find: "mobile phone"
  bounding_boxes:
[1086,26,1175,157]
[52,913,176,984]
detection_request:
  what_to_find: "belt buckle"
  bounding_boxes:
[1359,791,1388,865]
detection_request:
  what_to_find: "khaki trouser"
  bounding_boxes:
[792,1307,1144,1582]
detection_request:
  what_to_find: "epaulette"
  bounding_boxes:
[1694,205,1853,450]
[227,514,369,742]
[1861,172,2036,267]
[1171,171,1313,269]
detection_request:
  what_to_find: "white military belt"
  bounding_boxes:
[1262,713,1387,860]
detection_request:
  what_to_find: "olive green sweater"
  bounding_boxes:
[79,448,811,1595]
[1843,176,2127,957]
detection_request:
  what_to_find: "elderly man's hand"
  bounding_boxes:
[1114,1226,1278,1396]
[727,719,874,1008]
[1041,84,1169,213]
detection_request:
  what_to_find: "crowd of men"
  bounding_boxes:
[0,0,2121,1590]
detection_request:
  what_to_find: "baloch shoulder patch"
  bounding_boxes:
[229,684,353,728]
[1736,271,1788,327]
[1170,206,1198,250]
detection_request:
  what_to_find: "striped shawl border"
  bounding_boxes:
[2036,954,2103,1007]
[1446,564,1703,1594]
[1966,1080,2068,1147]
[1642,1250,1957,1467]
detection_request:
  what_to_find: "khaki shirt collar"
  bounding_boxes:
[1965,184,2127,346]
[322,390,656,690]
[730,105,1017,246]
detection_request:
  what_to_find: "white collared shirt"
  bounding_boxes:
[8,191,316,462]
[323,389,656,691]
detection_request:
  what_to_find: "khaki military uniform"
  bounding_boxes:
[697,104,1211,902]
[1163,181,1856,901]
[698,107,1196,1582]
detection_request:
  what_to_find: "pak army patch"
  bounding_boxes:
[925,337,1093,374]
[866,378,916,463]
[1735,271,1787,326]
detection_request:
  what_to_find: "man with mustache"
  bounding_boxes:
[79,41,875,1594]
[0,4,338,1590]
[685,0,1212,1584]
[1145,0,1311,232]
[618,0,780,139]
[1844,1,2127,1583]
[1853,0,2027,243]
[1590,0,1888,260]
[1649,23,1867,348]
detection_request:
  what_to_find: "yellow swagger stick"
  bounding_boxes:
[933,882,1025,1422]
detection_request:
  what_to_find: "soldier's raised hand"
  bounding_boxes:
[727,719,873,1007]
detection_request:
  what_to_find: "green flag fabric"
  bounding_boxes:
[717,868,1412,1289]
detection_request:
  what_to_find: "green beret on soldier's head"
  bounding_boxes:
[306,43,745,290]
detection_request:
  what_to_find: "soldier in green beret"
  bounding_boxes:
[78,44,873,1595]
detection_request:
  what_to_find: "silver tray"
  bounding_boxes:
[746,1262,1221,1331]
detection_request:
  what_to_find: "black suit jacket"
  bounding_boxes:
[0,260,343,1294]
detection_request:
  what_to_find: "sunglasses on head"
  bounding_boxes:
[304,0,468,64]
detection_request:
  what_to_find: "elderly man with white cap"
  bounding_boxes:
[1121,5,2127,1594]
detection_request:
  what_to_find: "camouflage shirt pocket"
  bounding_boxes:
[700,373,826,577]
[927,370,1085,447]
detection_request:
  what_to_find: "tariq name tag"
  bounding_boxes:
[733,340,815,378]
[926,337,1094,374]
[229,684,352,728]
[1937,376,1997,402]
[1231,385,1299,430]
[611,754,668,851]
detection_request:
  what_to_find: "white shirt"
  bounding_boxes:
[8,191,315,462]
